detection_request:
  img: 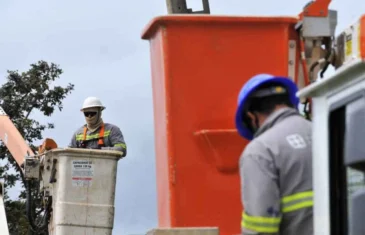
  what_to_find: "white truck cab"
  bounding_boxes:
[298,59,365,235]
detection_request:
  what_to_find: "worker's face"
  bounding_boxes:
[83,107,101,125]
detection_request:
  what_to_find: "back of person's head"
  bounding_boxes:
[246,82,294,116]
[235,73,300,140]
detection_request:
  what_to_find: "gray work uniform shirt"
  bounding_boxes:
[240,107,313,235]
[68,123,127,157]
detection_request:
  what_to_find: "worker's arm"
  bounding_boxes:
[102,125,127,157]
[68,131,78,148]
[239,142,281,235]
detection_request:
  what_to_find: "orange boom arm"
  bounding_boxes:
[0,107,34,167]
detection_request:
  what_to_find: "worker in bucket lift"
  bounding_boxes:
[235,74,313,235]
[68,97,127,157]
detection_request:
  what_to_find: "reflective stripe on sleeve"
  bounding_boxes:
[241,212,281,233]
[114,143,126,148]
[281,190,313,213]
[241,190,313,232]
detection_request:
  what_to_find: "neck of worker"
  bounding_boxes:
[254,106,298,138]
[257,104,288,126]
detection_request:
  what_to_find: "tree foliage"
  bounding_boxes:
[0,61,74,234]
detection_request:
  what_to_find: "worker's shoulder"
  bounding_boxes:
[104,123,123,131]
[239,138,274,169]
[259,114,312,152]
[242,138,268,157]
[73,125,87,135]
[265,114,311,138]
[289,114,312,127]
[252,114,311,148]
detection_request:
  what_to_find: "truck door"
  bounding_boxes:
[329,91,365,235]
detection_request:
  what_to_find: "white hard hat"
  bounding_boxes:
[80,97,106,111]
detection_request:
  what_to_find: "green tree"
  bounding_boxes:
[0,61,74,234]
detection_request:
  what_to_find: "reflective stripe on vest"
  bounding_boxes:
[75,124,110,144]
[83,124,105,146]
[241,190,313,233]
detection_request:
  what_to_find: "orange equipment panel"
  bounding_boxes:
[141,15,300,235]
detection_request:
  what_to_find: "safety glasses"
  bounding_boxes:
[84,112,97,117]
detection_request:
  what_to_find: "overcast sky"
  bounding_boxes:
[0,0,364,234]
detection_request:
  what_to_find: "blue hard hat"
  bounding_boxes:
[235,73,299,140]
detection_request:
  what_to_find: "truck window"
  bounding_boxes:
[329,105,348,235]
[329,94,365,235]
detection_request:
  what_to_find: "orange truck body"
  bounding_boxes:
[141,15,301,235]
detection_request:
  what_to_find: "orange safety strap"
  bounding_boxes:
[98,124,105,146]
[83,126,88,140]
[82,123,105,146]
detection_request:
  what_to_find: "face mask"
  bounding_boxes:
[83,108,103,131]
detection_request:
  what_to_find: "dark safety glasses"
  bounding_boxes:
[84,112,97,117]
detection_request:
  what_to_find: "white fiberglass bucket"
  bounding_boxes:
[40,148,123,235]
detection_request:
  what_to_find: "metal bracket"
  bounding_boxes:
[302,9,338,38]
[24,157,40,180]
[288,40,297,81]
[166,0,210,14]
